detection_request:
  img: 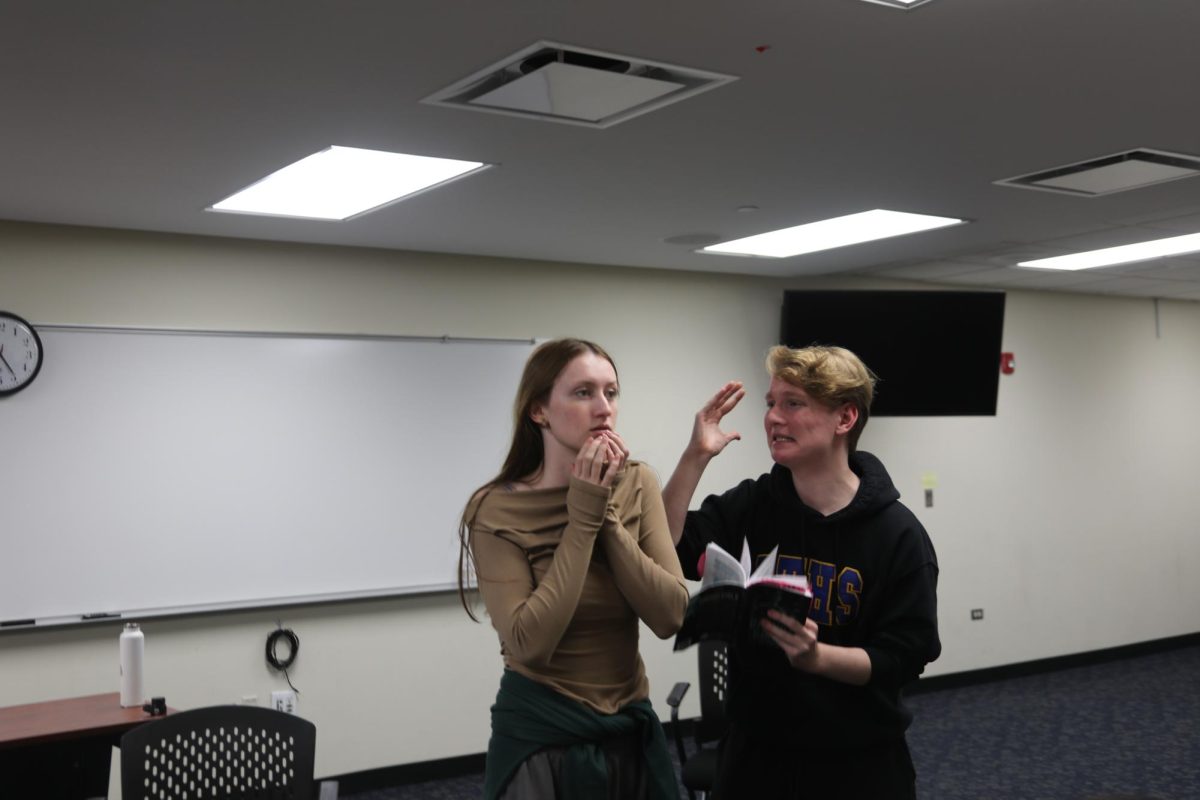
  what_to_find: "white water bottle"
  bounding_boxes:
[119,623,145,708]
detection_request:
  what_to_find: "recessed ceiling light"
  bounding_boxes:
[702,209,965,258]
[209,146,489,221]
[1017,231,1200,270]
[859,0,935,9]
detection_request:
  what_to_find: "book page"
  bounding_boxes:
[748,544,811,594]
[700,542,747,590]
[748,544,779,581]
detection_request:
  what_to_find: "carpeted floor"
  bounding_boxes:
[905,645,1199,800]
[342,644,1200,800]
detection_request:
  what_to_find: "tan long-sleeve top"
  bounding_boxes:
[468,461,689,714]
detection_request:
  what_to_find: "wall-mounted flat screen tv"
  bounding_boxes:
[780,290,1006,416]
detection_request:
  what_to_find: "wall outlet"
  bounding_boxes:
[271,690,296,714]
[971,608,984,621]
[240,694,258,706]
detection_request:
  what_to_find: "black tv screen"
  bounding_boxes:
[780,290,1006,416]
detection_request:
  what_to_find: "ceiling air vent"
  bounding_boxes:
[422,41,737,129]
[995,148,1200,197]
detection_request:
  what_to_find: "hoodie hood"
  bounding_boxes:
[766,450,900,523]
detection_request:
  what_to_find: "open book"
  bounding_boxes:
[674,542,813,652]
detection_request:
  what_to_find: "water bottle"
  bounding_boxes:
[119,623,145,708]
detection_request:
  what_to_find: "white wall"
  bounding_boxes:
[1,221,1198,778]
[859,289,1200,672]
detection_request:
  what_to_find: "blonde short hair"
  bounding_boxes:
[766,345,876,451]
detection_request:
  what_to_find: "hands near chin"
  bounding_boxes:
[691,381,745,460]
[761,609,821,672]
[572,429,630,488]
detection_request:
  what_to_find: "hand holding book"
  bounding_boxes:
[759,607,821,671]
[674,542,812,652]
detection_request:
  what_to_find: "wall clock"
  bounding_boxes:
[0,311,44,396]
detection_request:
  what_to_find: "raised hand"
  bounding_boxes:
[662,381,748,545]
[689,381,745,460]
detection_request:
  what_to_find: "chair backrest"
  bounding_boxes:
[121,705,317,800]
[694,640,729,745]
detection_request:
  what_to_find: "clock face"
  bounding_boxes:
[0,313,43,396]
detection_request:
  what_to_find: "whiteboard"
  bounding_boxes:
[0,327,533,628]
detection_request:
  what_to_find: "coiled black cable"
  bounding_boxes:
[265,626,301,694]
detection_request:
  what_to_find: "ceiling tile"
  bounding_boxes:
[1040,226,1174,251]
[1109,206,1200,230]
[1107,259,1200,280]
[937,268,1104,290]
[953,244,1069,268]
[861,260,990,280]
[1073,276,1189,297]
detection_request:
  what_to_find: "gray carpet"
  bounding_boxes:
[906,645,1199,799]
[343,644,1200,799]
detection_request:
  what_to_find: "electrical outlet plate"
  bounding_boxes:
[240,694,258,705]
[271,690,296,714]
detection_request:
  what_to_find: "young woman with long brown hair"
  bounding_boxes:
[459,338,687,800]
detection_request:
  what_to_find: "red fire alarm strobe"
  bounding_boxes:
[1000,352,1015,375]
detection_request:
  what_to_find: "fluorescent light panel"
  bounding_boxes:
[703,209,965,258]
[210,146,488,220]
[1018,231,1200,271]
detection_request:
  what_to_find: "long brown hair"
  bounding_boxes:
[457,338,618,620]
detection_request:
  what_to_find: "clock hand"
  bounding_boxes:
[0,346,14,376]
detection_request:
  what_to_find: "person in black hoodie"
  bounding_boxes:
[663,344,940,799]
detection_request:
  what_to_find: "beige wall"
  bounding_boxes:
[1,220,1198,778]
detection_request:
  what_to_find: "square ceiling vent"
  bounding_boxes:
[859,0,936,9]
[422,41,737,128]
[996,148,1200,197]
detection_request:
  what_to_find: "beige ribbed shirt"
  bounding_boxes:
[468,461,688,714]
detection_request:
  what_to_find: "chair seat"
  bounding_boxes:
[680,747,719,790]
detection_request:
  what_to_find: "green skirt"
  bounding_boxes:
[484,669,679,800]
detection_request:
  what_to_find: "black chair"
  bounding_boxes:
[665,640,729,800]
[120,705,328,800]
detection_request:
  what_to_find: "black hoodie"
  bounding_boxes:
[676,451,940,749]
